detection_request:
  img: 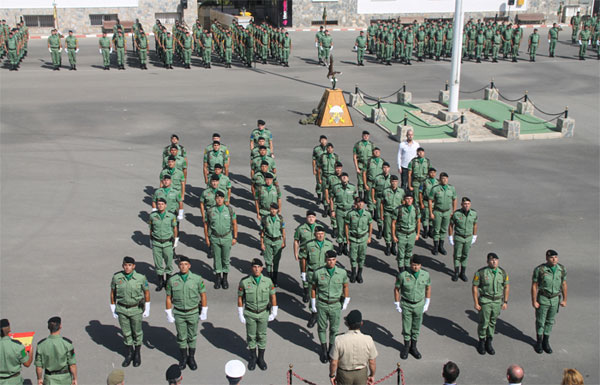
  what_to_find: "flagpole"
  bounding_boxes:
[448,0,464,113]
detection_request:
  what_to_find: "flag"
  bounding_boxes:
[9,332,35,352]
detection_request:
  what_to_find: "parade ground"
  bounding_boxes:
[1,29,599,385]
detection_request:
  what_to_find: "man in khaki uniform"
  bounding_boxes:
[329,310,377,385]
[35,317,77,385]
[0,319,33,384]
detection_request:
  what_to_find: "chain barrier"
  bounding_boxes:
[514,113,562,125]
[287,365,404,385]
[458,85,489,94]
[358,92,381,107]
[357,86,404,101]
[493,86,526,102]
[527,97,565,116]
[410,117,460,128]
[289,370,318,385]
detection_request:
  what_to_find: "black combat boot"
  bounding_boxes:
[155,275,164,292]
[222,273,229,289]
[272,272,278,287]
[409,339,422,359]
[337,243,343,256]
[485,337,495,355]
[73,65,77,70]
[428,226,434,238]
[350,267,356,283]
[122,346,134,367]
[307,312,318,328]
[178,348,188,370]
[400,341,409,359]
[356,268,364,284]
[398,266,405,274]
[248,348,257,370]
[385,244,391,256]
[342,243,348,256]
[534,334,543,354]
[215,273,221,289]
[319,343,329,363]
[391,242,397,256]
[438,240,447,255]
[133,345,141,367]
[459,266,468,282]
[422,226,429,239]
[376,227,382,239]
[452,267,459,281]
[187,348,198,370]
[302,287,310,303]
[432,241,439,255]
[257,349,267,370]
[542,335,552,354]
[477,338,486,355]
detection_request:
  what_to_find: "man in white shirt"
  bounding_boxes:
[397,129,419,190]
[507,364,524,385]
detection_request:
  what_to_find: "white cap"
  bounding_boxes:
[225,359,246,378]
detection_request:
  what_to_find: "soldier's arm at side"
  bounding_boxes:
[502,282,510,310]
[362,169,368,190]
[367,221,373,244]
[277,198,282,214]
[531,281,539,308]
[452,198,456,212]
[293,239,299,260]
[110,287,116,305]
[200,292,207,307]
[36,364,44,385]
[166,294,172,310]
[343,282,349,298]
[69,363,77,385]
[281,227,286,248]
[425,284,431,299]
[232,218,238,245]
[270,293,277,307]
[393,286,401,302]
[345,223,350,245]
[473,222,477,236]
[448,220,454,237]
[353,152,360,173]
[561,281,567,306]
[415,217,421,241]
[472,284,480,310]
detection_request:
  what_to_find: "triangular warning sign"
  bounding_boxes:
[317,89,354,127]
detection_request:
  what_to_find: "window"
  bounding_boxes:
[89,14,118,26]
[155,12,181,25]
[23,15,54,27]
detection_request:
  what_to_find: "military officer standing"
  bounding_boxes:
[305,226,335,328]
[448,197,478,282]
[204,191,237,289]
[4,29,20,71]
[311,251,350,364]
[113,30,126,70]
[163,145,188,180]
[472,252,509,355]
[372,162,392,240]
[392,193,420,273]
[330,172,358,255]
[0,319,34,384]
[312,135,328,202]
[315,26,325,64]
[294,210,317,302]
[204,141,229,184]
[202,30,213,68]
[47,29,62,71]
[428,172,456,256]
[35,317,77,385]
[211,164,232,202]
[363,148,385,214]
[255,174,281,221]
[160,157,186,199]
[65,30,78,70]
[136,30,149,69]
[419,167,437,239]
[393,255,431,360]
[353,131,374,200]
[149,198,178,291]
[531,249,567,354]
[354,31,367,65]
[252,161,278,197]
[250,120,274,155]
[548,23,562,57]
[260,203,286,286]
[528,28,540,61]
[110,256,150,367]
[163,134,187,161]
[345,198,373,284]
[178,30,193,69]
[381,175,405,256]
[237,258,277,371]
[99,31,111,70]
[578,26,591,60]
[165,256,208,371]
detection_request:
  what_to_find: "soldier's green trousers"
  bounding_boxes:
[492,44,500,60]
[348,236,368,268]
[401,299,424,341]
[420,202,431,227]
[476,44,483,59]
[282,48,290,64]
[165,49,173,65]
[322,47,331,62]
[317,301,341,345]
[139,48,147,65]
[445,40,452,56]
[8,49,17,66]
[432,209,451,241]
[478,300,501,339]
[453,235,472,268]
[511,44,519,59]
[43,372,72,385]
[530,44,538,60]
[571,27,579,42]
[117,307,143,346]
[225,48,232,64]
[335,208,350,244]
[211,236,232,273]
[152,241,174,275]
[116,47,125,66]
[183,48,191,65]
[244,309,269,349]
[435,42,443,57]
[410,181,423,198]
[549,39,557,56]
[468,41,475,56]
[405,44,413,61]
[357,47,365,64]
[536,295,559,335]
[67,48,76,65]
[263,238,283,274]
[101,48,110,66]
[396,231,416,269]
[385,44,393,61]
[50,48,61,67]
[579,42,588,58]
[174,310,200,348]
[396,42,404,59]
[203,48,211,64]
[383,211,395,245]
[503,41,511,57]
[417,42,424,57]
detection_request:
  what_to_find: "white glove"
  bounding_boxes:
[310,298,317,313]
[151,207,157,212]
[238,307,246,324]
[173,237,179,248]
[177,209,184,221]
[110,48,113,53]
[76,48,79,53]
[143,302,151,318]
[342,297,350,311]
[394,301,402,313]
[110,304,118,319]
[448,235,454,245]
[579,40,582,45]
[49,48,52,53]
[301,272,307,282]
[330,46,334,51]
[59,48,62,52]
[588,40,592,45]
[423,298,430,313]
[99,48,102,54]
[165,308,175,323]
[200,307,208,320]
[268,305,278,321]
[471,235,477,245]
[315,41,318,47]
[548,39,551,43]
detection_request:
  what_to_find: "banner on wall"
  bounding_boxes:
[357,0,527,14]
[2,0,139,9]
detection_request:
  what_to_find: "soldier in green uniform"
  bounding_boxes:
[149,198,178,291]
[491,29,502,62]
[64,30,78,70]
[315,26,325,64]
[204,191,237,288]
[433,24,444,61]
[319,143,340,214]
[428,172,456,256]
[237,258,277,371]
[294,210,317,303]
[571,11,581,43]
[177,30,193,69]
[110,257,150,367]
[320,30,333,65]
[392,193,420,273]
[250,137,270,161]
[448,197,478,282]
[531,249,567,354]
[404,27,414,65]
[251,146,276,179]
[484,24,494,60]
[200,175,221,226]
[163,31,174,69]
[330,172,358,256]
[99,31,111,70]
[511,26,522,62]
[47,29,62,71]
[211,164,232,202]
[363,147,385,214]
[354,31,367,66]
[250,119,274,154]
[163,145,188,178]
[475,29,485,63]
[163,134,187,160]
[305,226,335,328]
[419,167,438,239]
[407,148,431,198]
[204,141,229,184]
[372,162,391,240]
[472,253,509,355]
[527,28,540,62]
[5,30,20,71]
[223,30,233,68]
[502,25,513,59]
[383,28,394,65]
[547,23,562,57]
[416,26,426,61]
[165,257,208,371]
[260,203,286,285]
[345,198,373,284]
[202,30,213,68]
[152,175,183,224]
[135,30,149,69]
[311,251,350,363]
[0,319,34,384]
[34,317,77,385]
[312,135,328,201]
[255,174,281,221]
[281,31,291,67]
[161,157,186,198]
[578,26,592,59]
[113,29,126,70]
[353,131,374,200]
[252,160,278,198]
[381,175,404,256]
[393,255,431,360]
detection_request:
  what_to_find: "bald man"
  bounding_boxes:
[506,364,524,385]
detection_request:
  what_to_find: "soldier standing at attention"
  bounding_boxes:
[372,162,392,240]
[578,25,591,60]
[178,30,193,69]
[320,30,333,65]
[311,251,350,364]
[35,317,77,385]
[204,141,228,185]
[419,167,438,239]
[110,257,150,367]
[202,29,213,68]
[428,172,456,256]
[407,148,431,199]
[305,226,335,328]
[393,255,431,360]
[472,253,509,355]
[160,157,185,201]
[136,30,149,69]
[319,144,339,215]
[165,256,208,371]
[47,29,62,71]
[345,198,373,284]
[260,203,286,285]
[353,131,374,201]
[528,28,540,61]
[531,249,567,354]
[548,23,562,57]
[163,31,174,69]
[294,210,317,303]
[250,120,274,155]
[571,11,581,43]
[392,193,420,273]
[113,29,126,70]
[99,31,111,70]
[312,135,328,203]
[237,258,277,371]
[255,174,281,221]
[0,319,34,383]
[381,175,404,256]
[315,26,325,64]
[448,197,478,282]
[331,173,358,256]
[354,30,367,66]
[204,191,237,289]
[65,30,78,70]
[149,198,178,291]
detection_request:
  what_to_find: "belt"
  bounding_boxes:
[540,292,560,298]
[0,372,20,380]
[265,235,282,241]
[454,233,472,238]
[118,302,141,308]
[401,298,423,304]
[434,208,450,212]
[211,233,231,238]
[482,295,503,301]
[350,233,367,238]
[339,367,366,372]
[45,368,69,375]
[413,178,425,182]
[337,206,352,211]
[245,307,268,314]
[174,306,198,313]
[152,236,173,243]
[318,298,341,305]
[397,229,416,235]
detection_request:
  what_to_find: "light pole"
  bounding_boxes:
[448,0,464,113]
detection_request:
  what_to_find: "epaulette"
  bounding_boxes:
[62,337,73,344]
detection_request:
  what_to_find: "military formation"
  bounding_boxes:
[1,19,28,71]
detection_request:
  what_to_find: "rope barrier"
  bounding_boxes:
[287,364,404,385]
[357,86,404,101]
[458,85,488,94]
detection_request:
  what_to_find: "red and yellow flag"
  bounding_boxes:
[9,332,35,352]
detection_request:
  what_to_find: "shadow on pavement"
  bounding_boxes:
[277,291,310,321]
[269,320,320,356]
[85,320,126,358]
[284,185,315,201]
[361,319,404,352]
[200,322,248,360]
[465,310,535,345]
[131,230,150,249]
[423,313,478,347]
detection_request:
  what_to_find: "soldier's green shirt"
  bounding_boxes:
[165,36,173,49]
[326,174,342,194]
[305,239,334,270]
[206,205,236,237]
[312,266,348,302]
[320,153,339,175]
[148,211,177,240]
[421,177,439,202]
[256,185,281,210]
[48,35,60,48]
[200,188,219,211]
[203,144,227,161]
[430,184,456,211]
[294,222,316,258]
[321,35,333,48]
[312,144,327,164]
[250,128,273,146]
[450,209,478,237]
[202,35,212,48]
[493,34,503,44]
[549,27,560,39]
[166,272,206,311]
[238,274,275,312]
[503,28,513,40]
[395,269,431,303]
[6,36,16,50]
[579,29,591,40]
[408,156,431,181]
[160,167,185,192]
[224,35,233,48]
[213,174,232,195]
[153,187,181,214]
[473,266,508,303]
[261,213,285,238]
[366,157,385,182]
[0,336,28,378]
[183,35,192,49]
[252,171,277,191]
[316,31,325,43]
[114,35,125,48]
[476,34,485,44]
[417,30,426,42]
[532,263,566,297]
[345,209,373,239]
[395,204,420,233]
[352,140,374,168]
[332,183,358,210]
[283,36,291,48]
[251,155,275,174]
[382,186,405,212]
[164,143,187,158]
[111,270,149,307]
[163,154,187,171]
[34,335,76,371]
[205,149,228,173]
[65,36,77,49]
[139,35,148,49]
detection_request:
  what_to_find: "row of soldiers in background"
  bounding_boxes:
[229,19,292,67]
[1,19,28,71]
[570,10,600,59]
